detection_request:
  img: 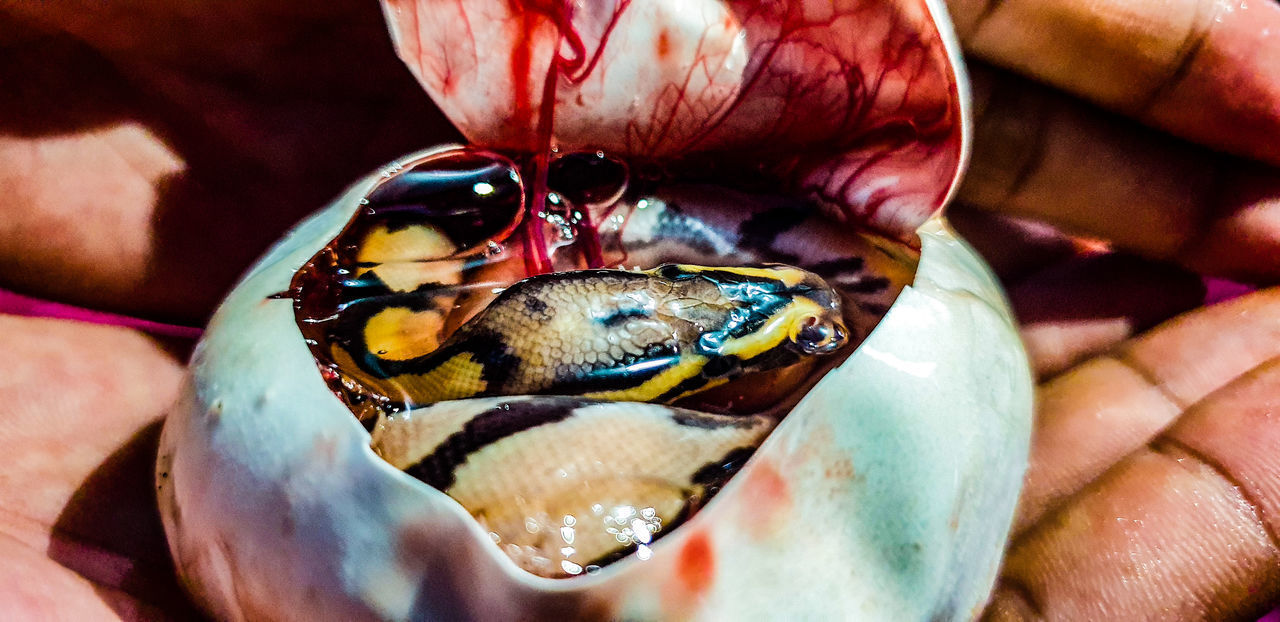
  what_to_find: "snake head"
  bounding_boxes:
[648,263,849,370]
[773,268,850,357]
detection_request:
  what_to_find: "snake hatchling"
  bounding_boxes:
[288,147,906,578]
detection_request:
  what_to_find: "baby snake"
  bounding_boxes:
[288,146,909,577]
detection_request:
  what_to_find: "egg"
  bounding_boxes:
[156,0,1034,619]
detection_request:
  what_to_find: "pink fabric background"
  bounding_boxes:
[0,288,202,339]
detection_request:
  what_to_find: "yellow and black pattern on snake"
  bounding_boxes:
[317,258,843,577]
[332,263,847,409]
[370,395,774,577]
[292,149,527,411]
[289,148,908,578]
[612,186,918,337]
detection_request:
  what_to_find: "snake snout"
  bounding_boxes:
[793,315,848,355]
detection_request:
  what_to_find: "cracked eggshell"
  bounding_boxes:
[157,149,1033,622]
[159,1,1032,618]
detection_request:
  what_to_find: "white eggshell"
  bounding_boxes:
[157,146,1032,621]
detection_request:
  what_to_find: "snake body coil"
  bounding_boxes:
[289,147,899,577]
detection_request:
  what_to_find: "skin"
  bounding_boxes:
[0,1,1277,619]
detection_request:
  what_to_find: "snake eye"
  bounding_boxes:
[793,316,848,355]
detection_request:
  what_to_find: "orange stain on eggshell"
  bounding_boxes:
[676,530,716,597]
[736,459,793,540]
[823,456,856,481]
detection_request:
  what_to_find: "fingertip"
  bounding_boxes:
[1008,252,1205,378]
[1180,168,1280,284]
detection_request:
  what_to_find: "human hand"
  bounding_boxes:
[0,1,454,617]
[1,0,1278,620]
[942,0,1280,618]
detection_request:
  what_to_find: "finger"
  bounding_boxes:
[1007,253,1205,379]
[986,356,1280,621]
[946,0,1280,167]
[0,531,163,621]
[0,530,179,621]
[0,314,194,613]
[0,8,457,323]
[960,64,1280,283]
[952,208,1212,379]
[1013,288,1280,534]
